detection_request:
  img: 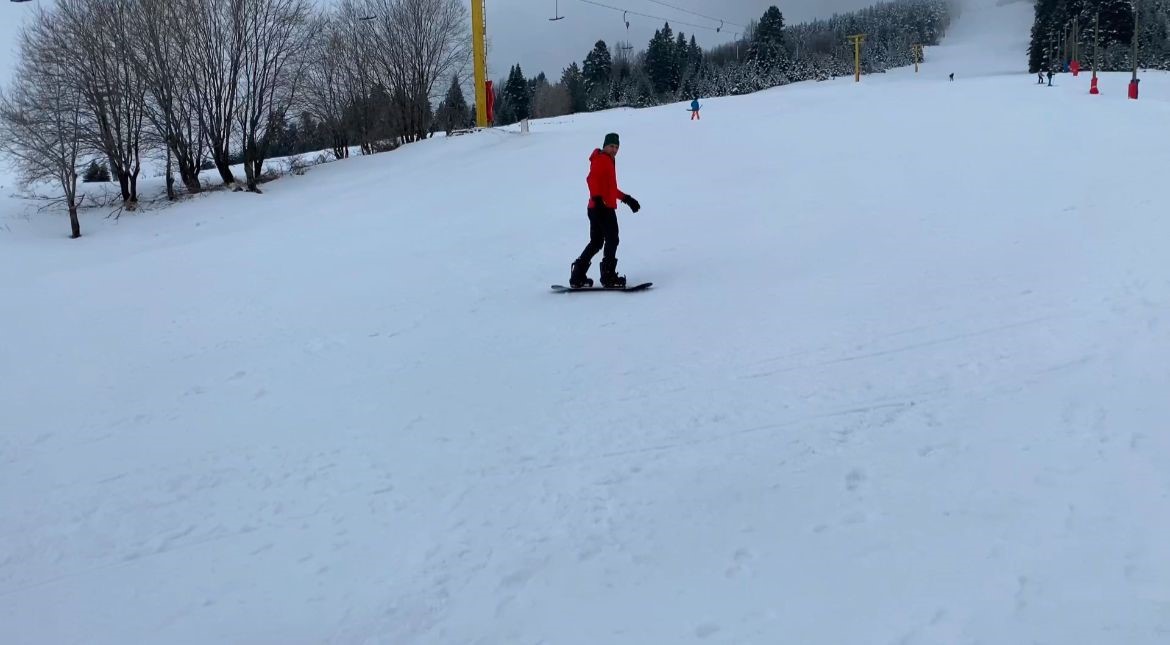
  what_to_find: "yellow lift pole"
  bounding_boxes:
[472,0,489,127]
[847,34,866,82]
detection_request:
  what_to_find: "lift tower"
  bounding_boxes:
[472,0,489,127]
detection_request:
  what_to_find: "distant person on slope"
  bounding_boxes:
[569,133,641,288]
[690,98,702,120]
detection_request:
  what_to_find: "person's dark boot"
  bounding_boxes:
[570,259,593,288]
[600,258,626,288]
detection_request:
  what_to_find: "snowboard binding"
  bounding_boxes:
[599,258,626,289]
[569,259,593,288]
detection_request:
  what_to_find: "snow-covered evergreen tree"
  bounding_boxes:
[560,63,588,113]
[645,23,677,96]
[502,64,530,122]
[435,75,470,134]
[749,6,789,72]
[582,41,613,111]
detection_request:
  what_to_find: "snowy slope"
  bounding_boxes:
[4,1,1170,643]
[929,0,1034,78]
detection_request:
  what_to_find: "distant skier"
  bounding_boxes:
[1047,69,1054,86]
[690,97,702,120]
[569,133,641,288]
[1037,70,1045,84]
[949,73,954,81]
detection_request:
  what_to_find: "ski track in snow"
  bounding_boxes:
[3,0,1170,642]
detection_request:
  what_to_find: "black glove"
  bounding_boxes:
[621,194,641,213]
[592,195,606,209]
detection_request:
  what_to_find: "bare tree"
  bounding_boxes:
[0,11,88,238]
[0,0,471,226]
[177,0,246,186]
[55,0,147,205]
[129,0,206,195]
[301,17,355,160]
[399,0,469,141]
[532,83,571,118]
[353,0,469,144]
[236,0,316,192]
[337,0,390,154]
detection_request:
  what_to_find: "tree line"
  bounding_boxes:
[0,0,468,238]
[479,1,954,125]
[1029,0,1170,74]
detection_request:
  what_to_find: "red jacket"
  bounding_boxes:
[586,149,625,209]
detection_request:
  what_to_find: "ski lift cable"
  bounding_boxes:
[573,0,731,33]
[643,0,745,29]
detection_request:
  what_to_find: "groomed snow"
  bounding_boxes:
[3,1,1169,642]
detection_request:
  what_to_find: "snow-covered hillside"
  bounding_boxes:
[4,1,1170,642]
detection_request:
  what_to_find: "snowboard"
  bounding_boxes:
[551,282,653,293]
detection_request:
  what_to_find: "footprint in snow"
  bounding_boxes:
[845,468,866,492]
[695,623,721,639]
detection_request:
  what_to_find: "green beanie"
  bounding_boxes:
[603,132,620,147]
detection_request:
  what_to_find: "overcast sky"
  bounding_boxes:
[0,1,29,82]
[1,1,881,85]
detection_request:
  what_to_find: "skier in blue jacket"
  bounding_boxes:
[690,98,701,120]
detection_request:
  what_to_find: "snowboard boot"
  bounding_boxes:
[600,258,626,288]
[570,259,594,288]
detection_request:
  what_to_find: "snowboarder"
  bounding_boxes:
[569,133,641,289]
[690,97,702,120]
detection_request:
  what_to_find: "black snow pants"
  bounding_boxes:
[578,205,619,262]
